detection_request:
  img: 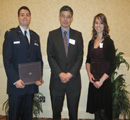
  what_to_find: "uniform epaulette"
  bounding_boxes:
[7,28,16,32]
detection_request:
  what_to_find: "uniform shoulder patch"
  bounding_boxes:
[7,28,16,32]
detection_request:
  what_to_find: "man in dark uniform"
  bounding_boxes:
[47,6,83,120]
[3,6,43,120]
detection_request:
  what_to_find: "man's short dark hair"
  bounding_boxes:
[18,6,31,17]
[60,6,73,16]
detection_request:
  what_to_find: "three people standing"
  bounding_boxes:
[3,5,116,120]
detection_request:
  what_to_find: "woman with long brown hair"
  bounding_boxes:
[86,13,116,120]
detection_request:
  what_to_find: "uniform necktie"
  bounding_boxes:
[24,31,29,48]
[63,31,68,56]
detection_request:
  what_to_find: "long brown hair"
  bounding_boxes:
[92,13,110,40]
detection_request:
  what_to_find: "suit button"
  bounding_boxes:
[28,59,30,61]
[66,63,68,66]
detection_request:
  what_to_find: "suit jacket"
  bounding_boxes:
[3,26,43,94]
[47,27,83,91]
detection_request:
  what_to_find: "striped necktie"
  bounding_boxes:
[63,31,68,56]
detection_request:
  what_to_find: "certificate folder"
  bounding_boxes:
[91,61,100,81]
[18,61,42,85]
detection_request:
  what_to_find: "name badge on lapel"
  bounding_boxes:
[34,43,39,46]
[13,41,20,44]
[69,39,75,45]
[99,43,103,48]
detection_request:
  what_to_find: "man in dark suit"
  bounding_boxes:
[47,6,83,120]
[3,6,43,120]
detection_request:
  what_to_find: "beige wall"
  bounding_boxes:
[0,0,130,57]
[0,0,130,118]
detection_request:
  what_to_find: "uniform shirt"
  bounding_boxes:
[19,26,30,43]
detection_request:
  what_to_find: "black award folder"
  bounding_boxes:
[18,61,42,85]
[91,61,100,81]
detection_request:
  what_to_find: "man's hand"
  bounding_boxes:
[15,79,25,88]
[59,72,73,83]
[66,72,73,82]
[59,72,67,83]
[35,80,44,86]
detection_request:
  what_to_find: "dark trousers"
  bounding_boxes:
[94,109,110,120]
[8,94,34,120]
[50,89,81,120]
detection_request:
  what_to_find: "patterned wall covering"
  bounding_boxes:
[0,0,130,57]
